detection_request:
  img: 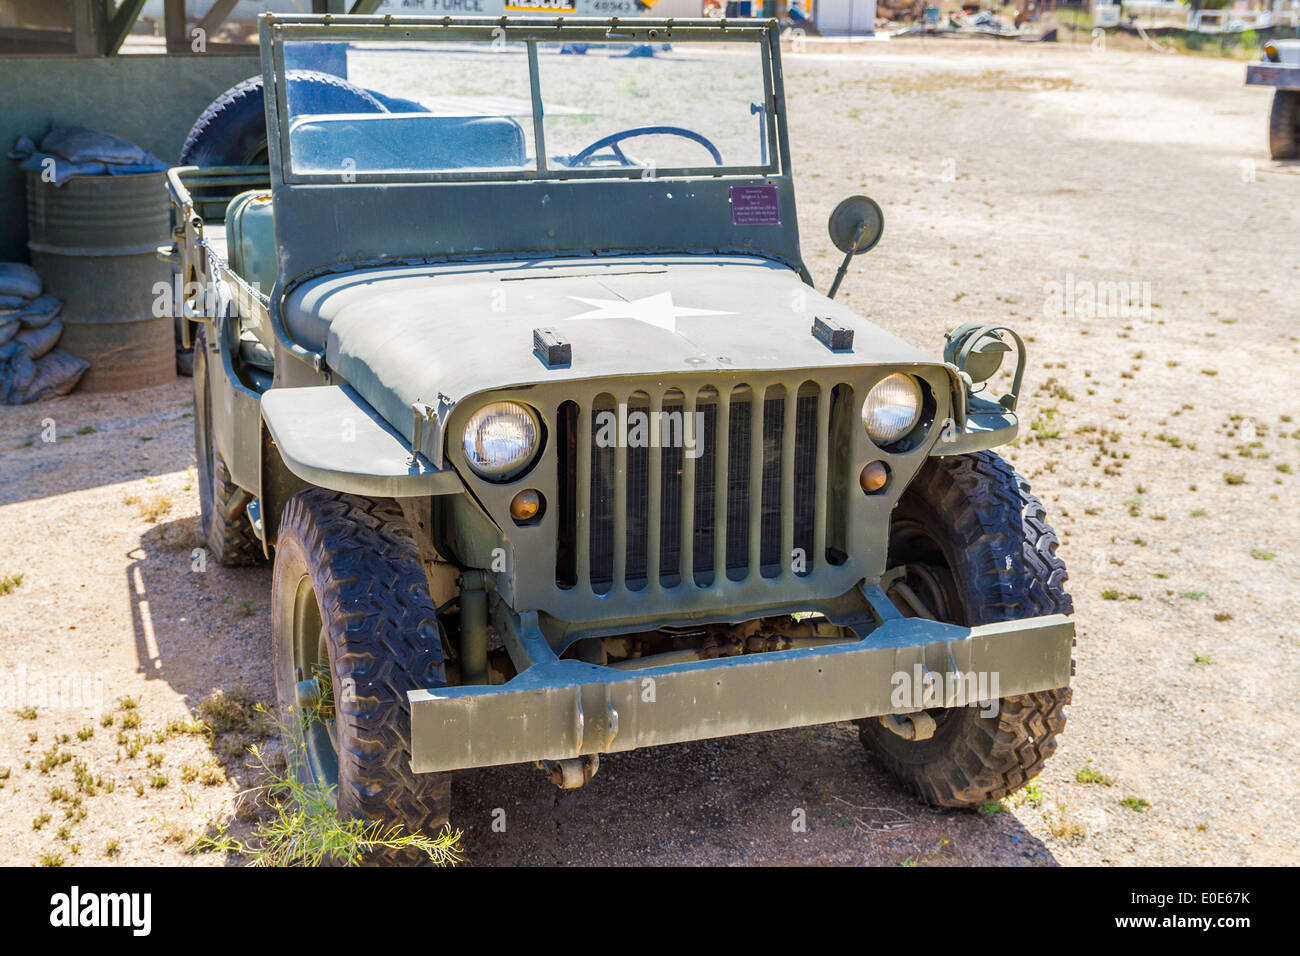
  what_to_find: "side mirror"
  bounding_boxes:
[826,195,884,299]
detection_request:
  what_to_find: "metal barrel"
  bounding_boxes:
[26,171,175,393]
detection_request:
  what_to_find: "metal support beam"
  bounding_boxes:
[105,0,148,55]
[72,0,106,56]
[196,0,241,40]
[457,570,495,687]
[163,0,187,54]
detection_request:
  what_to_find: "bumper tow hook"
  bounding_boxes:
[537,755,600,790]
[879,711,938,741]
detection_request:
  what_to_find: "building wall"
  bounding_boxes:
[814,0,877,34]
[650,0,707,15]
[0,54,260,262]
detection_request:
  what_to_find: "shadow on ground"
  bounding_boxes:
[0,384,194,506]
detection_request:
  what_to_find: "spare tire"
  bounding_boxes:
[179,70,387,167]
[365,89,430,114]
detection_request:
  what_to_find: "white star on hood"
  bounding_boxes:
[563,292,732,333]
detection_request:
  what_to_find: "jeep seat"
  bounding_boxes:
[224,189,277,295]
[287,113,527,174]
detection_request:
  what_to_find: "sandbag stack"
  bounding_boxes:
[9,123,169,186]
[0,262,88,404]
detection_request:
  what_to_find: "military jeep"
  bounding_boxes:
[166,13,1074,848]
[1247,38,1300,160]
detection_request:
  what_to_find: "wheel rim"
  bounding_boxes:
[291,575,339,791]
[882,517,971,739]
[244,141,269,167]
[888,518,966,625]
[898,561,962,623]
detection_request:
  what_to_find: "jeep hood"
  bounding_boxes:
[282,255,942,466]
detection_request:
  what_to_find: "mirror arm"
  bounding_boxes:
[827,219,868,300]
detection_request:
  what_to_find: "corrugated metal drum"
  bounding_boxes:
[26,171,175,393]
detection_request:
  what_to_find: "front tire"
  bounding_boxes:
[857,451,1073,807]
[1269,90,1300,161]
[271,490,451,858]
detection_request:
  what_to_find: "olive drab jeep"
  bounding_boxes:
[1246,38,1300,160]
[165,13,1075,852]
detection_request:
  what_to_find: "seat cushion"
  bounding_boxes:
[224,190,276,295]
[287,114,526,174]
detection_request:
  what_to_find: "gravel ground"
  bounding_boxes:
[1,39,1297,866]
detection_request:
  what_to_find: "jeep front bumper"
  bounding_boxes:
[1246,63,1300,90]
[408,586,1073,774]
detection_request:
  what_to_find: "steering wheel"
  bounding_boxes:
[569,125,724,168]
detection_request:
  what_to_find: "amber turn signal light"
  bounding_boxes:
[860,461,889,493]
[510,489,542,521]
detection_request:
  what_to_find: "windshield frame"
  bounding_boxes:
[259,15,787,186]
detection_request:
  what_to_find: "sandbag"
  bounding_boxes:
[0,262,41,299]
[10,128,167,187]
[0,341,36,402]
[12,319,61,359]
[6,349,88,403]
[0,316,17,346]
[39,124,164,168]
[14,294,62,329]
[9,136,106,185]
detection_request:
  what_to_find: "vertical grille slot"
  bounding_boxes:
[759,387,785,576]
[646,390,664,589]
[658,390,684,588]
[724,390,752,579]
[825,384,855,567]
[554,400,579,589]
[691,390,718,584]
[589,394,616,594]
[793,385,821,576]
[625,392,651,590]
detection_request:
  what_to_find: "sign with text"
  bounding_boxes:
[729,184,781,226]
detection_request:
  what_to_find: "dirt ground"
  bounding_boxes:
[1,39,1298,866]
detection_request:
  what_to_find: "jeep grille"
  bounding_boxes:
[555,381,844,592]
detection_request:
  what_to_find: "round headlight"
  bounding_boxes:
[461,401,541,479]
[862,374,923,444]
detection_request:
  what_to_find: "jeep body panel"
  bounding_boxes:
[260,384,461,498]
[280,255,952,466]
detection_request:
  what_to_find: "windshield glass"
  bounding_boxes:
[280,35,773,180]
